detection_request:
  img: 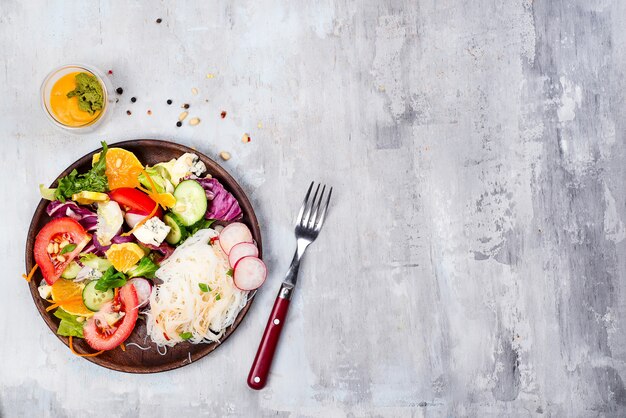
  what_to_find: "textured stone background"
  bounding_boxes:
[1,0,626,416]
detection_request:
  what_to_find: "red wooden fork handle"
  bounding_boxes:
[247,286,292,390]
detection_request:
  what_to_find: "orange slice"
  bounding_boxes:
[152,192,176,208]
[50,280,93,317]
[103,148,143,190]
[105,243,144,273]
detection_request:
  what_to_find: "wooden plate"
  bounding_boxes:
[25,139,262,373]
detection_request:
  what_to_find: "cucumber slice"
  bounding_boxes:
[163,213,187,245]
[82,281,115,311]
[80,255,112,272]
[61,261,81,279]
[171,180,208,226]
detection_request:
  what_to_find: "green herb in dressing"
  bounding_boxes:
[66,72,104,115]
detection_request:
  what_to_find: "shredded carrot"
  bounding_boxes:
[45,296,83,312]
[69,336,105,357]
[140,169,174,209]
[22,264,39,283]
[114,287,119,301]
[142,169,158,194]
[122,202,159,236]
[119,342,126,352]
[137,184,152,195]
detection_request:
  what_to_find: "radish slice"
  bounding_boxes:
[233,256,267,290]
[219,222,253,255]
[228,242,259,267]
[127,278,152,308]
[124,210,148,229]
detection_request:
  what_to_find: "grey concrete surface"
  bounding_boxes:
[1,0,626,416]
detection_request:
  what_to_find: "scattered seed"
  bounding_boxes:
[131,97,137,103]
[242,133,251,143]
[108,70,113,75]
[115,98,119,103]
[206,73,214,79]
[156,18,162,23]
[189,117,200,126]
[57,255,66,263]
[127,110,132,115]
[176,121,182,127]
[116,87,123,94]
[115,158,122,168]
[53,242,59,253]
[179,111,189,121]
[257,122,263,129]
[183,103,190,109]
[59,240,69,249]
[47,243,54,253]
[220,111,227,119]
[147,110,152,115]
[219,151,231,161]
[76,316,85,323]
[191,88,198,95]
[167,99,172,105]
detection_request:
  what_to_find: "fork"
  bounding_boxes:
[247,181,333,390]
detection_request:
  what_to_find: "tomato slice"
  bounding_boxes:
[34,217,91,285]
[109,188,163,218]
[83,284,139,351]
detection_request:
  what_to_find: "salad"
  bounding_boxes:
[25,142,266,356]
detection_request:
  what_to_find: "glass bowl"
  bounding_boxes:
[41,64,113,133]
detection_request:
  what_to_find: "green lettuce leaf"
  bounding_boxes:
[54,308,85,338]
[127,257,159,279]
[95,266,127,291]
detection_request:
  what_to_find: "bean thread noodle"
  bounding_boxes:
[144,229,248,347]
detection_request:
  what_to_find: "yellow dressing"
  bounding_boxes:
[49,72,101,126]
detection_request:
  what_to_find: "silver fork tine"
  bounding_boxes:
[301,183,320,227]
[308,185,326,229]
[296,182,314,225]
[315,186,332,231]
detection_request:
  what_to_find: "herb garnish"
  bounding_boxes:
[54,142,109,201]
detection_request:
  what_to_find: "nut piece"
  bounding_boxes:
[191,88,198,95]
[179,111,189,121]
[242,133,251,143]
[219,151,231,161]
[189,117,201,126]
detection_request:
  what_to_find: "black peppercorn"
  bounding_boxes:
[126,110,132,115]
[176,121,182,127]
[131,97,136,103]
[116,87,123,94]
[167,99,172,105]
[183,103,190,109]
[156,18,162,23]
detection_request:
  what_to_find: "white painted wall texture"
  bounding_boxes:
[2,1,626,416]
